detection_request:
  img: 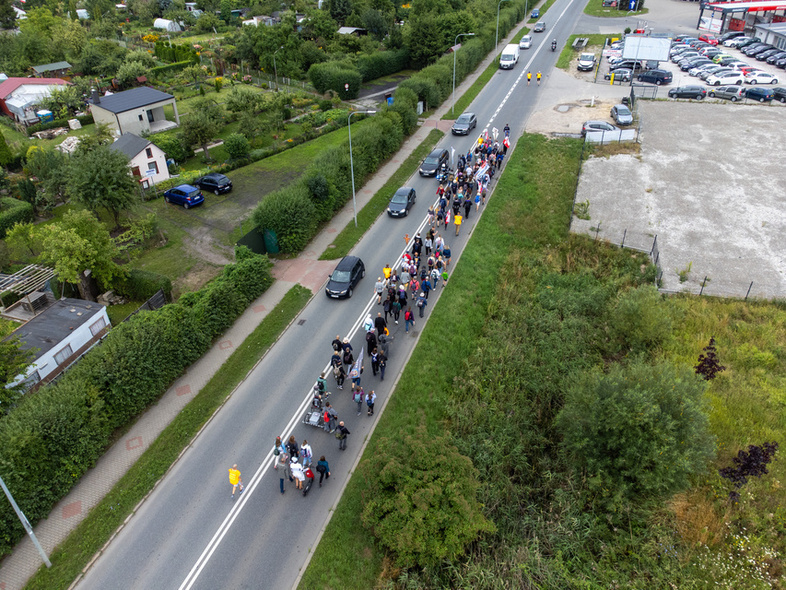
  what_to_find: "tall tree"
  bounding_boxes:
[179,98,222,161]
[0,0,16,30]
[0,337,34,412]
[0,129,12,167]
[67,144,138,227]
[38,209,124,300]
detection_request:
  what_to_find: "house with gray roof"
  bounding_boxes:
[31,61,72,78]
[89,87,180,136]
[110,133,170,188]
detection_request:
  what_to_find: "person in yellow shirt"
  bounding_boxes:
[536,71,542,85]
[527,71,532,85]
[382,263,392,282]
[228,464,244,499]
[454,212,463,236]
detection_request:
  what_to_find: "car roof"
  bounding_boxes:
[394,186,413,194]
[427,148,446,157]
[204,172,228,180]
[175,184,198,191]
[336,255,361,270]
[458,112,474,118]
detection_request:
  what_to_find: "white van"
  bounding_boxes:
[499,44,520,69]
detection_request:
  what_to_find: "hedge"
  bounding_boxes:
[357,49,409,83]
[307,61,363,98]
[0,198,34,238]
[25,114,94,137]
[114,269,173,301]
[0,251,273,557]
[150,59,198,76]
[154,41,198,64]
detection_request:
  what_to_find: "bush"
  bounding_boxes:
[252,184,318,253]
[151,134,191,164]
[149,60,196,76]
[307,61,362,98]
[356,48,409,82]
[223,133,250,160]
[556,360,715,506]
[0,198,34,239]
[609,285,673,353]
[114,269,172,301]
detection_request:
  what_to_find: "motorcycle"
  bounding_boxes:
[551,41,557,52]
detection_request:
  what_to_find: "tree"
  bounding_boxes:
[5,222,45,259]
[0,0,16,30]
[360,423,495,568]
[181,64,204,86]
[124,49,157,68]
[225,85,260,113]
[67,144,138,227]
[0,338,34,412]
[180,99,222,161]
[557,361,715,506]
[219,0,230,23]
[223,133,249,160]
[25,147,69,213]
[695,337,726,381]
[38,209,123,300]
[0,129,12,167]
[116,60,150,88]
[720,442,778,503]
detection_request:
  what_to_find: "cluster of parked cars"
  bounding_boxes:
[163,173,233,209]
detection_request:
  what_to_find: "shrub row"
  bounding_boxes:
[154,41,198,64]
[150,59,198,76]
[0,198,34,238]
[25,114,94,137]
[114,269,173,301]
[357,49,409,83]
[307,61,363,98]
[0,249,273,556]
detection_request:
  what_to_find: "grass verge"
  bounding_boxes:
[556,33,619,70]
[299,134,583,588]
[583,2,648,17]
[318,128,444,260]
[24,284,312,590]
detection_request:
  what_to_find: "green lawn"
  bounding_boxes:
[556,33,621,70]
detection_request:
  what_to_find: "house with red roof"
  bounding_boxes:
[0,77,70,125]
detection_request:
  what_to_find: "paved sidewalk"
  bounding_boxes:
[0,20,529,590]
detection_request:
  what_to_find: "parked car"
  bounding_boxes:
[533,21,546,32]
[734,37,761,49]
[672,50,699,63]
[581,120,618,136]
[707,85,746,101]
[637,69,673,85]
[670,44,692,57]
[724,36,751,47]
[611,59,646,71]
[719,31,744,44]
[577,53,597,71]
[530,8,540,18]
[756,48,781,61]
[519,34,532,49]
[194,172,232,195]
[698,34,718,45]
[738,65,763,75]
[766,51,786,64]
[776,56,786,69]
[689,63,719,76]
[772,87,786,103]
[604,67,632,82]
[419,148,450,176]
[713,54,738,65]
[668,85,708,99]
[745,71,779,84]
[680,57,712,71]
[387,187,416,217]
[451,112,477,135]
[743,44,772,57]
[744,87,774,102]
[700,66,730,80]
[706,71,745,86]
[610,104,633,126]
[726,62,752,71]
[325,256,365,299]
[601,0,617,6]
[163,184,205,209]
[699,47,722,58]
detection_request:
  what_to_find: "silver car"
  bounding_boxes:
[610,104,633,126]
[707,85,746,101]
[519,35,532,49]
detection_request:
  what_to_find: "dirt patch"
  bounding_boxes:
[527,98,619,136]
[173,260,223,297]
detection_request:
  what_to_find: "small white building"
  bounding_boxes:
[153,18,182,32]
[7,298,110,392]
[110,133,170,188]
[90,87,180,136]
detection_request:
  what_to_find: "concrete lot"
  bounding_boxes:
[571,100,786,298]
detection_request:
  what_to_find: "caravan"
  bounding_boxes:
[499,44,520,70]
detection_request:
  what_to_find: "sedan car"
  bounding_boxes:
[745,71,779,84]
[533,21,546,32]
[325,256,365,299]
[604,67,632,82]
[581,120,618,136]
[700,67,731,81]
[755,48,781,61]
[163,184,204,209]
[668,85,707,99]
[689,63,718,76]
[451,112,477,135]
[194,172,232,195]
[387,187,416,217]
[610,104,633,126]
[419,148,450,176]
[519,35,532,49]
[706,71,745,86]
[744,87,774,102]
[707,85,746,101]
[766,51,786,64]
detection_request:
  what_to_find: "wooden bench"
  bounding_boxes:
[572,37,589,50]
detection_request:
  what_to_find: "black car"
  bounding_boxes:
[451,112,477,135]
[194,172,232,195]
[766,51,786,64]
[744,87,774,102]
[325,256,365,299]
[756,48,780,61]
[719,31,744,43]
[387,186,416,217]
[419,148,450,176]
[773,87,786,103]
[776,56,786,69]
[668,85,707,99]
[680,57,712,71]
[637,69,673,85]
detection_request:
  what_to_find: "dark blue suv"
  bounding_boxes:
[163,184,205,209]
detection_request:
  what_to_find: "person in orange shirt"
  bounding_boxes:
[228,464,244,499]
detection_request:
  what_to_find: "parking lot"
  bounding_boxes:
[571,100,786,298]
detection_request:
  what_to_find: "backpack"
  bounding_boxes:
[417,299,423,307]
[323,410,329,422]
[316,463,326,474]
[274,446,280,456]
[353,391,362,403]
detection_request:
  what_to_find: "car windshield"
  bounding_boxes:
[391,192,408,204]
[500,54,513,61]
[457,115,471,124]
[331,270,351,283]
[616,107,631,116]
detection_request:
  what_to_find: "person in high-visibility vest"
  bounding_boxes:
[536,71,542,85]
[527,71,532,85]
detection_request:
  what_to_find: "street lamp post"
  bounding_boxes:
[348,110,376,227]
[1,475,51,569]
[273,46,283,91]
[495,0,511,62]
[452,33,475,115]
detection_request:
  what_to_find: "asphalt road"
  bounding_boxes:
[76,1,586,588]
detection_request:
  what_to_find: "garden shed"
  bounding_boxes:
[153,18,182,32]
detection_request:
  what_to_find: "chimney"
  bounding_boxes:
[91,88,100,104]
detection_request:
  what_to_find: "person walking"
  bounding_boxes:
[391,298,401,325]
[454,212,463,236]
[404,307,415,333]
[353,386,364,415]
[378,350,387,380]
[337,421,350,450]
[416,292,428,318]
[366,390,377,416]
[424,235,433,256]
[276,452,290,494]
[536,71,542,85]
[371,347,380,376]
[331,334,342,352]
[442,245,452,269]
[342,339,353,368]
[323,401,337,432]
[286,435,299,459]
[300,440,313,467]
[463,196,472,220]
[382,263,392,282]
[350,363,363,391]
[363,313,374,333]
[333,363,346,390]
[316,456,330,487]
[374,312,387,336]
[422,276,431,300]
[366,329,377,355]
[290,456,304,490]
[475,190,481,211]
[442,268,449,287]
[527,71,532,85]
[228,464,244,499]
[374,278,385,304]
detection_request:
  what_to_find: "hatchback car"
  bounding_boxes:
[680,57,712,71]
[163,184,204,209]
[713,54,738,65]
[530,8,540,18]
[707,85,746,101]
[745,87,774,102]
[325,256,365,299]
[610,104,633,126]
[637,69,673,85]
[745,71,779,84]
[519,35,532,49]
[581,120,618,136]
[419,148,450,176]
[194,172,232,195]
[451,112,477,135]
[577,53,597,71]
[706,71,745,86]
[387,187,416,217]
[672,51,699,63]
[755,48,781,61]
[743,44,772,57]
[700,66,729,81]
[604,67,632,82]
[766,51,786,64]
[533,21,546,32]
[698,34,718,46]
[772,87,786,102]
[668,85,707,99]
